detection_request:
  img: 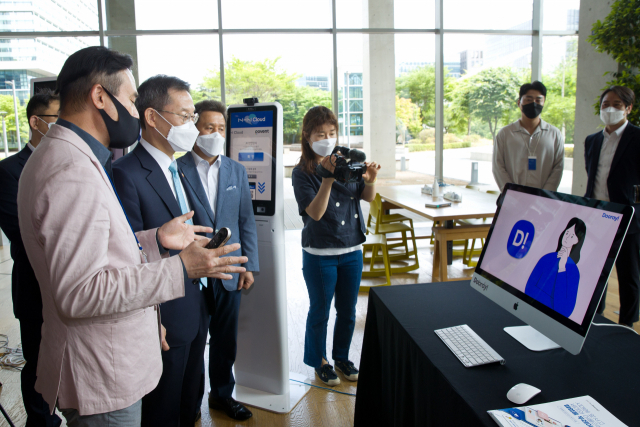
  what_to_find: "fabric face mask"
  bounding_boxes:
[310,138,337,157]
[521,102,544,119]
[99,88,141,149]
[600,106,626,126]
[196,132,225,158]
[34,116,54,138]
[154,110,199,152]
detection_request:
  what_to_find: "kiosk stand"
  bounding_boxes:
[226,100,310,413]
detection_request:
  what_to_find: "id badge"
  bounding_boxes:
[528,156,537,171]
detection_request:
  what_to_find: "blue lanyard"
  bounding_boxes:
[102,166,148,263]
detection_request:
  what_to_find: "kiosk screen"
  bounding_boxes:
[228,107,277,216]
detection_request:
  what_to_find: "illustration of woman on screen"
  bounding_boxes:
[525,218,587,318]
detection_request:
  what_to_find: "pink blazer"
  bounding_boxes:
[17,125,186,416]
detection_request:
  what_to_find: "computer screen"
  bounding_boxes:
[227,105,278,216]
[471,184,633,354]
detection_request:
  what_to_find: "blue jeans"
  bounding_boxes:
[302,250,363,368]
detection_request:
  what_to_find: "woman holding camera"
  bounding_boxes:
[292,106,381,386]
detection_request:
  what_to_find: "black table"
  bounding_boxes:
[354,281,640,426]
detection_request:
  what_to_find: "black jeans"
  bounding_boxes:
[19,314,62,427]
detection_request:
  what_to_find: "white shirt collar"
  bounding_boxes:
[27,142,35,151]
[140,138,175,170]
[603,120,628,138]
[191,150,222,168]
[517,118,548,135]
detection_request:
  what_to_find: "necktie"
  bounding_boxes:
[168,161,207,289]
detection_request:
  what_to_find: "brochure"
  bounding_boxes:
[488,396,627,427]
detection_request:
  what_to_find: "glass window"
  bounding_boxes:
[444,33,531,188]
[444,0,533,30]
[336,0,364,28]
[350,113,363,126]
[337,33,363,142]
[223,34,333,145]
[348,86,362,99]
[0,36,100,149]
[130,0,218,31]
[26,0,99,31]
[349,100,363,112]
[395,0,435,29]
[222,0,331,29]
[543,0,580,32]
[395,34,435,149]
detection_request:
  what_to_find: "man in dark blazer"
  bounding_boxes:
[0,90,61,427]
[178,99,259,421]
[113,75,209,427]
[584,85,640,327]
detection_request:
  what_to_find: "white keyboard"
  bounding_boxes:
[435,324,506,368]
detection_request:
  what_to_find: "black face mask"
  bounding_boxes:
[521,102,544,119]
[99,88,140,149]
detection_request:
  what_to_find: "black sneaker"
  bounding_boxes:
[335,359,359,381]
[315,363,341,386]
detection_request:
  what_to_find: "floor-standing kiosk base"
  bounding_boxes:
[227,100,310,413]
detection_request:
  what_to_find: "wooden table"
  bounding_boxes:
[376,185,498,274]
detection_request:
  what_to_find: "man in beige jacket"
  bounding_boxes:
[493,81,564,192]
[17,46,248,426]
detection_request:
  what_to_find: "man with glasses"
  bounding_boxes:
[113,75,211,427]
[493,81,564,192]
[0,89,62,427]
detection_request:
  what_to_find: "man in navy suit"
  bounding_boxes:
[0,90,61,427]
[113,75,211,427]
[584,86,640,328]
[178,99,259,421]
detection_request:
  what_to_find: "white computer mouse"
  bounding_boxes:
[506,383,541,405]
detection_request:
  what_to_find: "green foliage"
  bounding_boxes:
[588,0,640,126]
[541,45,577,143]
[408,141,471,152]
[588,0,640,68]
[194,57,331,143]
[564,146,574,158]
[465,67,523,140]
[0,95,28,149]
[395,95,422,140]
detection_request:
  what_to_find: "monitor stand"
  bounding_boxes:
[504,326,561,352]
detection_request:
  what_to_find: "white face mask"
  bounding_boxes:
[196,132,225,158]
[34,116,54,137]
[600,106,626,126]
[310,137,336,157]
[154,109,199,152]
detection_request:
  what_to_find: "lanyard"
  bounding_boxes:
[102,166,148,263]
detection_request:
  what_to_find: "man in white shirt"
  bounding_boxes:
[584,86,639,328]
[113,75,215,426]
[177,100,259,421]
[493,81,564,192]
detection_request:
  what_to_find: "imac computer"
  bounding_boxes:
[471,183,634,355]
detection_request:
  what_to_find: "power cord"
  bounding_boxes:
[591,323,638,335]
[0,334,25,371]
[289,378,356,397]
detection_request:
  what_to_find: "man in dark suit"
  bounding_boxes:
[0,90,61,427]
[113,75,209,427]
[584,85,640,328]
[178,100,259,421]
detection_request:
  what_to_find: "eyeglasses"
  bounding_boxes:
[156,110,199,125]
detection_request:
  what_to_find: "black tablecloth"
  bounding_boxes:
[354,281,640,426]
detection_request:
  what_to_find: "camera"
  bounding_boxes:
[316,145,367,183]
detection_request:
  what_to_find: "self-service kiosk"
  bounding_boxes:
[226,100,310,412]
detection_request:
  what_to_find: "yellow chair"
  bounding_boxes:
[360,233,391,292]
[367,194,419,272]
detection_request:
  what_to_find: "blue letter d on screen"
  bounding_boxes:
[507,220,535,259]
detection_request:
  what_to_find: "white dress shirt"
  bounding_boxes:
[27,142,35,151]
[593,121,629,201]
[191,150,221,215]
[140,139,190,211]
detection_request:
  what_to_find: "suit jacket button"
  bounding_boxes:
[193,279,199,285]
